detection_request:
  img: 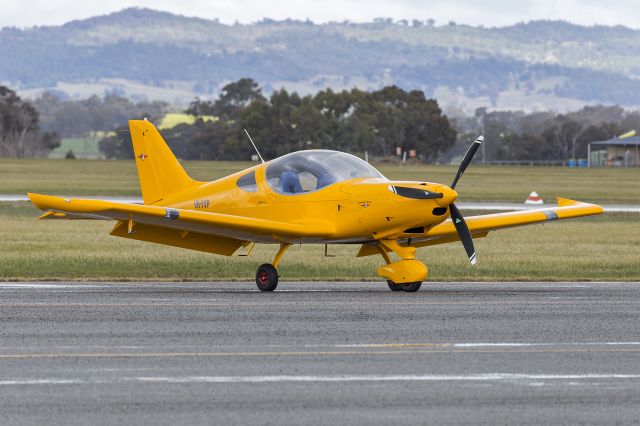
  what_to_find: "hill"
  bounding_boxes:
[2,8,640,111]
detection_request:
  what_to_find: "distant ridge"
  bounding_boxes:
[2,8,639,110]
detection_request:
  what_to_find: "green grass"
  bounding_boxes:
[1,158,639,204]
[1,158,637,282]
[50,138,102,159]
[0,202,638,281]
[158,113,217,129]
[0,159,253,196]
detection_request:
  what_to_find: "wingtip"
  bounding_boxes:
[556,197,581,207]
[556,197,604,215]
[27,192,46,209]
[476,135,484,143]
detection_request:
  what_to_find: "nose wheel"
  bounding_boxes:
[256,263,279,291]
[387,280,422,292]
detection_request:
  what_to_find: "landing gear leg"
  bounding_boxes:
[255,243,291,292]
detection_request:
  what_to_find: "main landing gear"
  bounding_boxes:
[256,263,278,291]
[255,243,291,292]
[254,241,425,293]
[387,280,422,292]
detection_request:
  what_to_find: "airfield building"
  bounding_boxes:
[588,136,640,167]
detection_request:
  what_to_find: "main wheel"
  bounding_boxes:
[256,263,278,291]
[387,280,404,291]
[402,282,422,292]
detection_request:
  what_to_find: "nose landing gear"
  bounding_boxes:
[387,280,422,292]
[376,240,427,292]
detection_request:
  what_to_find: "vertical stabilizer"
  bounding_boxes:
[129,119,200,205]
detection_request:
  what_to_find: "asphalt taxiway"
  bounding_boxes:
[1,281,639,425]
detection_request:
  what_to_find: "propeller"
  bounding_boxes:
[450,203,476,265]
[451,136,483,190]
[449,136,483,265]
[389,136,482,264]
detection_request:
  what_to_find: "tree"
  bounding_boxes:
[354,86,456,160]
[98,128,134,159]
[542,119,581,160]
[186,78,265,120]
[111,79,456,162]
[186,119,234,160]
[34,92,168,137]
[575,122,622,158]
[0,86,60,157]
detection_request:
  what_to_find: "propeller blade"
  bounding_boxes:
[449,203,476,265]
[451,136,483,189]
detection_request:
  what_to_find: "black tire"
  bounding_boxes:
[256,263,278,291]
[387,280,404,291]
[402,282,422,292]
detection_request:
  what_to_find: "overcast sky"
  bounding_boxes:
[2,0,640,29]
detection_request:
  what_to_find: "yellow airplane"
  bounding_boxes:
[29,119,603,292]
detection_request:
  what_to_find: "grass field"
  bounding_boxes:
[0,202,638,281]
[50,138,102,159]
[1,159,638,282]
[158,113,216,129]
[1,158,639,204]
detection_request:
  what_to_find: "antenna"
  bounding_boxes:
[243,129,265,164]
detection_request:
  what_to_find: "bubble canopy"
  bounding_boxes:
[265,150,386,194]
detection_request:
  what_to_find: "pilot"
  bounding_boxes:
[316,173,336,189]
[279,170,303,194]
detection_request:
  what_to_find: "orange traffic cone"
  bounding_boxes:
[525,191,544,205]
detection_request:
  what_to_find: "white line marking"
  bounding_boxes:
[453,342,640,347]
[135,374,640,383]
[0,195,142,203]
[2,374,640,386]
[0,284,109,289]
[0,379,82,385]
[0,281,638,288]
[336,342,640,348]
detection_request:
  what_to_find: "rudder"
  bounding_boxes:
[129,119,200,204]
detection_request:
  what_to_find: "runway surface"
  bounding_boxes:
[3,194,639,212]
[1,281,640,425]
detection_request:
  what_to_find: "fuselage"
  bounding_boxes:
[155,150,457,243]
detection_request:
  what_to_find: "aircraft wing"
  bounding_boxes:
[358,198,603,256]
[416,197,603,247]
[28,193,333,246]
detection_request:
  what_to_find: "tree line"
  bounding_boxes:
[0,86,60,157]
[1,80,638,162]
[99,78,458,162]
[0,86,167,157]
[35,92,168,137]
[449,105,640,163]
